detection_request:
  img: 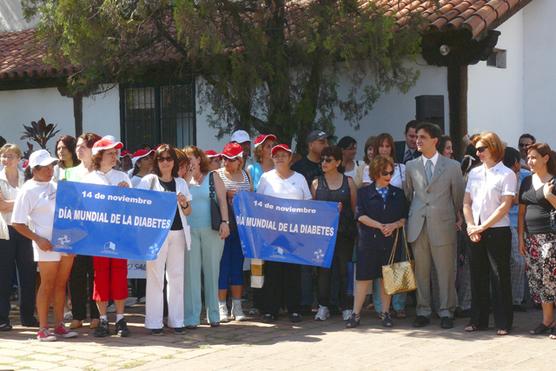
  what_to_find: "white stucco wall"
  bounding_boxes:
[468,10,524,147]
[522,0,556,145]
[0,0,37,31]
[0,86,120,154]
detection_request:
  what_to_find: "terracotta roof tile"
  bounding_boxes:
[0,0,533,82]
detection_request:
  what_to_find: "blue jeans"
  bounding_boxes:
[372,280,407,312]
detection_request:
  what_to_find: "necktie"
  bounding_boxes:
[425,159,433,184]
[403,149,413,163]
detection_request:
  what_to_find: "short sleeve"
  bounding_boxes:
[11,188,32,225]
[298,173,312,200]
[501,170,517,197]
[257,174,268,195]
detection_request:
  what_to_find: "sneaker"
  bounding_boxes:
[54,324,78,338]
[150,328,163,336]
[262,313,276,323]
[115,318,130,337]
[125,297,137,308]
[342,309,353,321]
[289,312,303,323]
[37,328,57,342]
[314,305,330,321]
[231,300,246,321]
[0,322,12,331]
[219,302,230,323]
[381,312,393,328]
[345,313,360,329]
[94,319,110,338]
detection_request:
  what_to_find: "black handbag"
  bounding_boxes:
[209,172,222,231]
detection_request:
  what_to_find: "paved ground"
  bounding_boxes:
[0,305,555,370]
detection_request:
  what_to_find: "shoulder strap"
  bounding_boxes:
[209,172,217,201]
[149,175,157,190]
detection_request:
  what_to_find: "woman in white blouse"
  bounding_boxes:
[463,132,517,335]
[0,144,37,331]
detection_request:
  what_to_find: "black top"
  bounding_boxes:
[519,175,556,234]
[291,156,322,189]
[315,175,355,236]
[159,178,183,231]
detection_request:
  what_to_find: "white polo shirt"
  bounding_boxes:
[465,161,517,228]
[257,170,311,200]
[85,169,132,187]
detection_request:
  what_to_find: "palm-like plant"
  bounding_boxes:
[20,118,60,149]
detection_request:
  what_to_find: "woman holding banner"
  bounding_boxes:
[257,144,312,323]
[183,146,229,328]
[217,143,252,322]
[346,155,408,329]
[311,145,357,322]
[85,137,132,338]
[68,133,101,330]
[138,144,191,334]
[12,149,78,341]
[0,144,38,331]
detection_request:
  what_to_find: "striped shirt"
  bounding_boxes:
[216,168,251,192]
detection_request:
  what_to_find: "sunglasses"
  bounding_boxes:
[157,156,173,162]
[475,146,487,153]
[321,157,335,163]
[381,170,394,177]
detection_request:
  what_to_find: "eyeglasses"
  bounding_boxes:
[157,156,173,162]
[475,146,487,153]
[381,170,394,177]
[321,157,335,163]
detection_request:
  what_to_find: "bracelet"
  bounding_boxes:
[180,202,189,210]
[221,220,230,224]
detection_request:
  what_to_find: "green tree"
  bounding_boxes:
[24,0,423,150]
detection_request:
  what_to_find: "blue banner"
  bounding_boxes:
[233,192,339,268]
[52,181,177,260]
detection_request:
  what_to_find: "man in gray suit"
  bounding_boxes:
[404,122,464,329]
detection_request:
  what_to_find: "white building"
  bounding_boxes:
[0,0,551,158]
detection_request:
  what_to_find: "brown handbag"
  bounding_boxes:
[381,226,417,295]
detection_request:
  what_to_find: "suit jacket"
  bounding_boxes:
[395,141,420,164]
[403,155,464,246]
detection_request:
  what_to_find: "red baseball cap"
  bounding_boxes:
[254,134,277,148]
[92,136,123,155]
[120,149,131,158]
[204,150,221,158]
[221,142,244,159]
[271,144,292,156]
[131,149,154,166]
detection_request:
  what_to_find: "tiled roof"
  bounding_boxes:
[0,0,532,82]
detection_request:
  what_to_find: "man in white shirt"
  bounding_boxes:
[404,123,465,329]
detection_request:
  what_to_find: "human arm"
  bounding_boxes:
[348,177,357,213]
[213,172,230,239]
[11,223,53,251]
[310,178,318,200]
[463,192,480,242]
[0,192,14,213]
[177,179,192,217]
[517,204,527,256]
[543,180,556,209]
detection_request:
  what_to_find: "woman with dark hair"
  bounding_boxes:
[346,155,408,328]
[463,132,516,335]
[337,136,361,180]
[54,135,80,180]
[353,136,375,188]
[12,150,78,341]
[138,144,192,335]
[438,135,454,159]
[363,133,405,188]
[68,133,102,330]
[518,143,556,338]
[311,145,357,321]
[183,146,229,328]
[216,143,252,322]
[0,144,38,331]
[84,137,132,338]
[130,149,154,187]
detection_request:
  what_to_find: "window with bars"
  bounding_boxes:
[120,82,196,151]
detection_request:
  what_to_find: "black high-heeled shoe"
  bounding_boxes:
[345,313,360,329]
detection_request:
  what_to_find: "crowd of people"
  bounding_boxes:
[0,122,555,342]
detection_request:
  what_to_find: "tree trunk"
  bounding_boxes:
[73,94,83,137]
[447,64,468,160]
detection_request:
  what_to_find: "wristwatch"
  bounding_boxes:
[221,220,230,224]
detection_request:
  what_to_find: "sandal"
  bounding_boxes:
[464,324,479,332]
[496,329,510,336]
[550,327,556,340]
[530,322,554,335]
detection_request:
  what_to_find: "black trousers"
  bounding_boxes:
[0,226,36,324]
[317,234,354,309]
[69,255,99,320]
[261,262,301,316]
[469,227,513,330]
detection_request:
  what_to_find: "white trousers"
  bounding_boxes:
[145,230,185,329]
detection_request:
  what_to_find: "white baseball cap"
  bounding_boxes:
[230,130,250,144]
[28,149,58,169]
